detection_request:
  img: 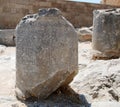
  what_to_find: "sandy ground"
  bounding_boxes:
[0,42,120,107]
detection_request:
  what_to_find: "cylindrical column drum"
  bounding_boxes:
[93,9,120,58]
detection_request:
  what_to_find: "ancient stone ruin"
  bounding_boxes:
[15,8,78,100]
[92,8,120,59]
[0,0,120,106]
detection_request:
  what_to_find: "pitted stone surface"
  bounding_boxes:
[16,8,78,100]
[93,8,120,58]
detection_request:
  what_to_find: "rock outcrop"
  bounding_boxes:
[71,50,120,103]
[92,8,120,59]
[15,8,78,100]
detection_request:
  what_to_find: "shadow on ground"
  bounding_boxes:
[14,86,91,107]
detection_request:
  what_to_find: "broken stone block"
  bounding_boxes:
[16,8,78,100]
[92,8,120,59]
[76,27,92,42]
[0,29,15,46]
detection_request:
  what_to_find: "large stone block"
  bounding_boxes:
[0,29,15,46]
[92,8,120,59]
[16,8,78,100]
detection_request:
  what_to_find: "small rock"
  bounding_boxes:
[108,88,119,101]
[0,45,6,54]
[76,27,92,42]
[91,91,99,99]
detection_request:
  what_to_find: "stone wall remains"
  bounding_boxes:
[0,0,119,29]
[101,0,120,6]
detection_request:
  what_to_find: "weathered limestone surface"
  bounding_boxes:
[92,8,120,58]
[0,29,15,46]
[16,8,78,100]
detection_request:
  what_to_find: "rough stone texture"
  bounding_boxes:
[0,0,119,29]
[0,42,120,106]
[0,46,82,107]
[92,8,120,59]
[0,29,15,46]
[102,0,120,6]
[70,46,120,103]
[16,8,78,100]
[76,27,92,42]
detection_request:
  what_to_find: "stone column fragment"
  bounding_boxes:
[93,8,120,59]
[16,8,78,100]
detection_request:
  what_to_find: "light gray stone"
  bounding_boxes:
[93,8,120,59]
[0,29,15,46]
[16,8,78,100]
